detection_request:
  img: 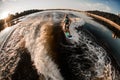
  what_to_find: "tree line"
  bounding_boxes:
[87,10,120,25]
[0,9,43,31]
[87,10,120,38]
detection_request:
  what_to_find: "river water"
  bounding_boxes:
[0,10,120,80]
[83,19,120,66]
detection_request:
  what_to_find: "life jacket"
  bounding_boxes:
[64,17,69,24]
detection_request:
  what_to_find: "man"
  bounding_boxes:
[63,14,72,37]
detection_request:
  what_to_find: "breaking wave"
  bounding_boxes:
[59,24,115,80]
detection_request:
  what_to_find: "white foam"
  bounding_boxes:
[78,29,112,77]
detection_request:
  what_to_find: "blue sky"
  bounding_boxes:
[0,0,120,19]
[86,0,120,13]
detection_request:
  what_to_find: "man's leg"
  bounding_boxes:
[62,23,66,32]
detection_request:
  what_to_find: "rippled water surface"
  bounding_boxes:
[0,10,120,80]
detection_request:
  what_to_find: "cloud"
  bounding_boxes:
[76,2,111,12]
[37,1,112,12]
[91,3,111,11]
[1,0,6,2]
[1,0,16,2]
[0,0,112,15]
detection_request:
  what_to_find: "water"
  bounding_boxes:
[0,10,120,80]
[61,24,114,79]
[83,20,120,67]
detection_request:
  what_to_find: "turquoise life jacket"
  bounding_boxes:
[64,17,69,24]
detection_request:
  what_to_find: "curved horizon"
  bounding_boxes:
[0,0,120,19]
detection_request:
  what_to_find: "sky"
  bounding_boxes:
[0,0,120,19]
